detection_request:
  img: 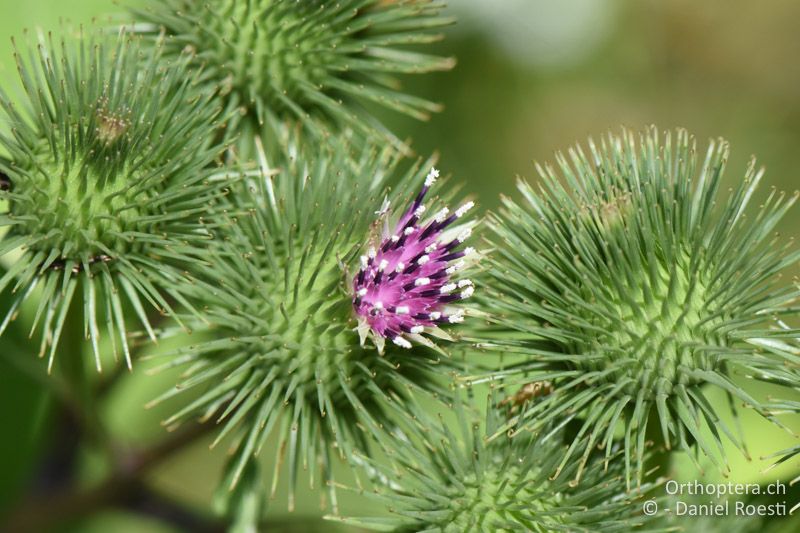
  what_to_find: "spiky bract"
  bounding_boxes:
[0,29,227,370]
[328,392,663,532]
[132,0,454,153]
[477,127,800,484]
[150,137,473,514]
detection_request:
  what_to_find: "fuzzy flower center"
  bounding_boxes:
[352,168,475,350]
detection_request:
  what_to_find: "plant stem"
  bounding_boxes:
[3,421,213,532]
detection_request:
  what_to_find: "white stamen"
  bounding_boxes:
[396,306,409,314]
[373,301,384,310]
[455,201,474,218]
[417,255,430,265]
[446,260,465,274]
[378,259,388,271]
[410,325,424,334]
[460,286,474,299]
[404,227,415,236]
[368,247,376,259]
[449,313,464,323]
[457,228,472,242]
[395,262,405,273]
[375,197,391,216]
[458,279,473,288]
[415,277,431,287]
[425,167,439,187]
[414,205,426,217]
[391,235,400,243]
[464,247,475,256]
[430,311,442,320]
[357,288,368,297]
[440,283,456,294]
[360,256,368,269]
[425,243,438,253]
[393,336,412,349]
[434,207,449,222]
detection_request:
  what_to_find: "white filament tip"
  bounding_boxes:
[449,313,465,323]
[375,198,391,216]
[425,167,439,187]
[455,201,474,218]
[393,336,412,349]
[446,260,465,274]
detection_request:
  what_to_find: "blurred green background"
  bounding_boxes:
[1,0,800,531]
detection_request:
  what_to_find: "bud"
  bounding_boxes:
[131,0,455,153]
[479,127,800,484]
[0,29,226,371]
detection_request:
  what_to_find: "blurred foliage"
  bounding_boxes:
[1,0,800,531]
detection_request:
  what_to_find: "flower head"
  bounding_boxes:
[353,168,476,352]
[328,391,664,532]
[131,0,455,152]
[477,127,800,485]
[0,30,225,370]
[150,141,476,517]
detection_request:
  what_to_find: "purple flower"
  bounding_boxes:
[353,168,475,352]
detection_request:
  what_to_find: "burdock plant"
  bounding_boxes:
[147,135,478,517]
[0,29,226,370]
[4,1,799,530]
[478,127,800,484]
[131,0,455,153]
[328,390,663,532]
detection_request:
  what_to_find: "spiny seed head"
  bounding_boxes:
[353,167,477,353]
[131,0,455,152]
[149,137,473,512]
[0,29,226,371]
[328,393,663,532]
[478,126,800,484]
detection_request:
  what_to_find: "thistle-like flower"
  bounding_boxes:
[477,127,800,484]
[328,391,663,532]
[0,30,226,370]
[353,167,476,353]
[149,138,475,518]
[131,0,455,152]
